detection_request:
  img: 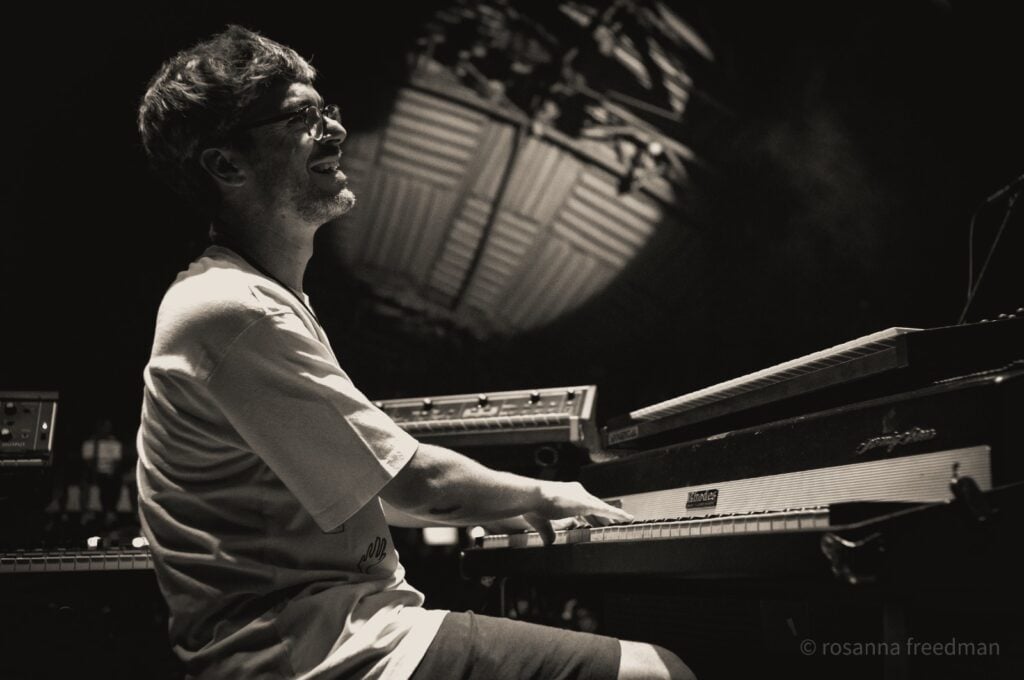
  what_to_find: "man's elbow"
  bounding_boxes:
[379,445,449,518]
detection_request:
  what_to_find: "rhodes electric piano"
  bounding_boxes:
[463,368,1023,582]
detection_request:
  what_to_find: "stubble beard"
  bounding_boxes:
[297,185,356,224]
[248,148,357,226]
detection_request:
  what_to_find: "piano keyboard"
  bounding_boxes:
[476,445,991,550]
[0,548,153,574]
[632,327,918,422]
[478,507,831,549]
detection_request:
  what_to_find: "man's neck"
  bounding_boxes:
[214,214,315,292]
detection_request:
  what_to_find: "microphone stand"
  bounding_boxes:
[956,174,1024,324]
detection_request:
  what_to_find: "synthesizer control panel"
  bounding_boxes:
[0,391,58,467]
[374,385,598,449]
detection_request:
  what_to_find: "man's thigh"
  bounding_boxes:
[410,611,621,680]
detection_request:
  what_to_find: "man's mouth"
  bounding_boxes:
[310,159,342,175]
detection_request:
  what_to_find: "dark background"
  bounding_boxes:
[2,1,1019,458]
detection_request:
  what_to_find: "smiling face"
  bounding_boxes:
[237,81,356,226]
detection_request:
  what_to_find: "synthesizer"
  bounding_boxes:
[603,317,1024,450]
[462,368,1024,581]
[0,391,58,467]
[375,385,598,449]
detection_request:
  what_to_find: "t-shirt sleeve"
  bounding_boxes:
[205,311,419,531]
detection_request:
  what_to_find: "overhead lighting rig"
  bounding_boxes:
[412,0,714,194]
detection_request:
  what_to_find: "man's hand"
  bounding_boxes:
[523,481,633,545]
[380,444,633,535]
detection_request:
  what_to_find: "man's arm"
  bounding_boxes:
[378,443,631,544]
[379,501,561,533]
[379,499,459,528]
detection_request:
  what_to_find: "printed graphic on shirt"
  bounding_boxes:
[357,536,388,573]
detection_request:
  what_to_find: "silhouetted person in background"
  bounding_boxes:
[81,417,126,529]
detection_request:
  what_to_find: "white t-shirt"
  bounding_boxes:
[136,246,444,679]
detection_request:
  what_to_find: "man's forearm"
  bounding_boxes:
[382,443,547,525]
[380,443,632,545]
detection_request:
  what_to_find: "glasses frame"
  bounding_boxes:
[232,103,341,141]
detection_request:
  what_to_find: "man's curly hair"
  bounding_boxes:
[138,25,316,215]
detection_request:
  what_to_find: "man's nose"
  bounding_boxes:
[321,116,347,145]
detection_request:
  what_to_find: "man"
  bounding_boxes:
[137,25,695,680]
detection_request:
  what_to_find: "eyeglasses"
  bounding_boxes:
[233,103,342,141]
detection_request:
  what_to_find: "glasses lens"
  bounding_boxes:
[302,106,324,140]
[323,105,341,123]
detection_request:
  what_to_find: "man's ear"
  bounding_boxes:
[199,148,247,187]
